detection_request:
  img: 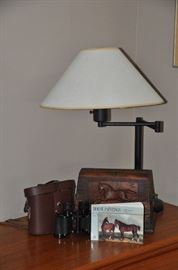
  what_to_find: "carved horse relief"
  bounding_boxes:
[97,182,137,203]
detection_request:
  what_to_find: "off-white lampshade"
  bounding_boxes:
[41,48,165,109]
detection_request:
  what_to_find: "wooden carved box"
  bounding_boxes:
[76,168,157,232]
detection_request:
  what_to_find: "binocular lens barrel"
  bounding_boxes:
[54,215,73,239]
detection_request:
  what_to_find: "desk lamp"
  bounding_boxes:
[41,48,165,170]
[41,48,166,231]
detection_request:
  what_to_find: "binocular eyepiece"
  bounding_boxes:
[53,201,91,239]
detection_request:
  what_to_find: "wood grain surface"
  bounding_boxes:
[0,203,178,270]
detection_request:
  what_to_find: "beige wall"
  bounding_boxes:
[0,0,177,220]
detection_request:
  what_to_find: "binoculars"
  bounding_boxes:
[53,201,91,239]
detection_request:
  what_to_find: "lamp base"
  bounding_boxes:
[76,168,163,233]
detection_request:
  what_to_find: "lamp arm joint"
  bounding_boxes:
[98,119,164,133]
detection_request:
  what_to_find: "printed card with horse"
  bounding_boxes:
[91,202,144,244]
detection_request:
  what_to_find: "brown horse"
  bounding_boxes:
[114,219,140,241]
[101,217,115,239]
[98,182,137,203]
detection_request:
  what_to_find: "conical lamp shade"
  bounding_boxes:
[41,48,165,109]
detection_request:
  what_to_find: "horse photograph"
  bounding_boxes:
[91,202,144,244]
[100,217,115,240]
[99,216,143,243]
[114,219,142,242]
